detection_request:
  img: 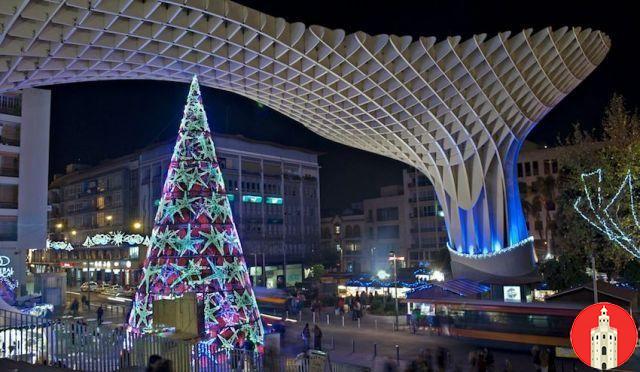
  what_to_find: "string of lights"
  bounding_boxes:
[574,169,640,259]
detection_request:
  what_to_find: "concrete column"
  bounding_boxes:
[16,89,50,292]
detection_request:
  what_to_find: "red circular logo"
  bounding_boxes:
[570,302,638,370]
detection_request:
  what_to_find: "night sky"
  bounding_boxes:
[47,0,638,213]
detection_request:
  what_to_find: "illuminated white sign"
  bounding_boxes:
[503,286,521,303]
[46,240,74,251]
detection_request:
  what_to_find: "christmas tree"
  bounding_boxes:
[129,75,263,350]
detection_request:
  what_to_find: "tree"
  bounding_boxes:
[129,76,263,350]
[539,251,590,290]
[309,264,326,279]
[554,95,639,279]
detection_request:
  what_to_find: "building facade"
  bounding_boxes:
[0,90,50,293]
[34,134,320,288]
[516,141,563,260]
[322,178,446,274]
[403,170,448,267]
[321,206,365,273]
[41,154,141,286]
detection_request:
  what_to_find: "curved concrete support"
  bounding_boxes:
[0,1,610,278]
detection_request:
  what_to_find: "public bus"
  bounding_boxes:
[407,297,583,347]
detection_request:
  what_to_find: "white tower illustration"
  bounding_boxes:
[591,306,618,369]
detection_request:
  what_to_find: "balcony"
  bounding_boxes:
[0,95,21,116]
[0,136,19,147]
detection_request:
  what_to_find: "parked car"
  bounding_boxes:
[80,281,98,292]
[96,283,111,293]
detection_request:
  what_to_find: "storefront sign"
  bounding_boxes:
[0,255,13,278]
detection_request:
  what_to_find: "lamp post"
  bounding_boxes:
[370,246,376,273]
[388,251,404,331]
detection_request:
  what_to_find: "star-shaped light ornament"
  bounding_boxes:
[206,195,232,222]
[203,257,228,287]
[223,258,247,285]
[233,290,255,312]
[170,163,202,191]
[197,135,217,161]
[139,265,163,293]
[133,299,153,328]
[169,193,199,222]
[152,228,180,256]
[199,229,226,255]
[171,259,205,288]
[175,224,202,257]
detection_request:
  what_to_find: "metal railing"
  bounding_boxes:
[0,307,370,372]
[0,308,265,371]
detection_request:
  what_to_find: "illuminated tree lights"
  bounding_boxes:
[574,169,640,259]
[129,75,264,350]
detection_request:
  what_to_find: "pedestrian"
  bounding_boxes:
[531,345,541,372]
[97,305,104,325]
[81,295,88,310]
[146,354,162,372]
[503,358,513,372]
[301,323,310,351]
[540,347,550,372]
[313,324,323,351]
[484,348,494,370]
[70,298,79,316]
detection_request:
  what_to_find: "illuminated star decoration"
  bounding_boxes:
[574,169,640,259]
[171,163,204,191]
[171,259,206,288]
[206,195,232,222]
[139,265,163,293]
[199,229,226,255]
[175,224,202,257]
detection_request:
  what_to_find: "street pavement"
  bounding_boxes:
[58,293,640,371]
[276,308,640,372]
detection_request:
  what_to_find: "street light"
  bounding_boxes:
[132,221,142,230]
[388,251,405,331]
[55,223,63,230]
[71,230,77,236]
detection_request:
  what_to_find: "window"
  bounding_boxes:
[525,163,531,177]
[551,160,558,174]
[376,207,399,221]
[517,163,523,178]
[334,224,341,235]
[602,346,606,355]
[532,161,539,176]
[377,225,399,239]
[544,160,550,175]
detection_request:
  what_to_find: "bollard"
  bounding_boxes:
[373,343,377,358]
[286,310,289,320]
[299,311,302,322]
[341,316,345,327]
[396,345,400,363]
[357,318,360,328]
[326,313,330,325]
[375,319,378,329]
[352,339,355,353]
[312,311,316,324]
